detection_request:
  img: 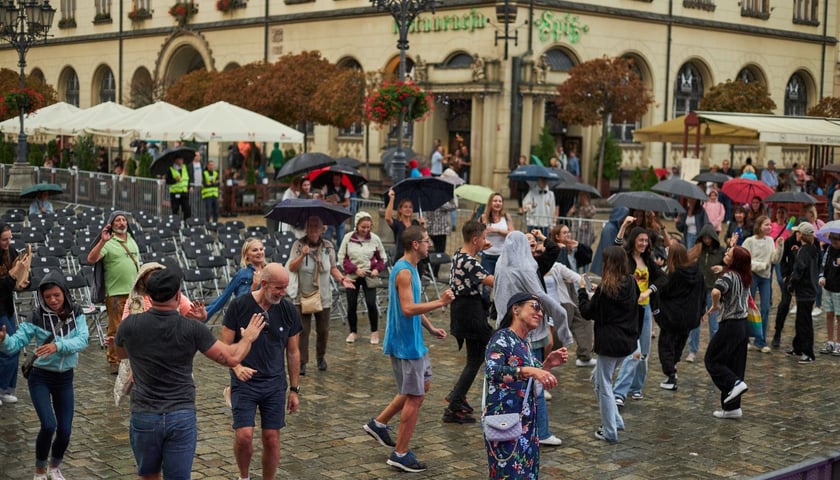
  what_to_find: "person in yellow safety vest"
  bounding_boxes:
[202,160,221,224]
[165,156,193,224]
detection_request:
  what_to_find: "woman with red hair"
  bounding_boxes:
[704,245,752,419]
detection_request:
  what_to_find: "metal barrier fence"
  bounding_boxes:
[751,451,840,480]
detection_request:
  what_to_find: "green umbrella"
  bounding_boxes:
[454,184,495,204]
[20,183,63,199]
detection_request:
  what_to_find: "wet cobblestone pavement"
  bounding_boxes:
[2,307,840,479]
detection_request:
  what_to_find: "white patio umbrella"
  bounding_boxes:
[87,101,189,138]
[141,101,304,143]
[39,101,134,136]
[0,101,81,136]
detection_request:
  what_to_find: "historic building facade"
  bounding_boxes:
[4,0,837,191]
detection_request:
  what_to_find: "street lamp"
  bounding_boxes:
[0,0,56,196]
[370,0,435,183]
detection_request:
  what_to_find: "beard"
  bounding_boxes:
[113,226,127,235]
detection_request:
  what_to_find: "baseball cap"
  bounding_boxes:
[792,222,815,236]
[506,292,540,313]
[145,267,182,302]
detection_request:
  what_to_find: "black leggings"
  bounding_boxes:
[346,278,378,333]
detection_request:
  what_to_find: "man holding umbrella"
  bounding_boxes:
[523,177,556,236]
[166,155,194,224]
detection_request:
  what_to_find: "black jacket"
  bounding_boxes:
[578,276,642,358]
[779,234,803,284]
[652,264,705,332]
[695,224,726,289]
[823,246,840,293]
[791,243,820,302]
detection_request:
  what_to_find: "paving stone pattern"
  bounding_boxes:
[1,308,839,479]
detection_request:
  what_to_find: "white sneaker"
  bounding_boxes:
[790,305,797,314]
[538,434,562,446]
[47,468,66,480]
[685,352,696,363]
[345,332,357,343]
[544,390,552,401]
[370,332,379,345]
[713,408,743,419]
[0,394,18,403]
[812,307,823,316]
[33,474,47,480]
[575,358,597,367]
[724,380,748,405]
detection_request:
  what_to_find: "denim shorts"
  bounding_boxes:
[130,409,197,480]
[822,288,840,313]
[231,381,286,430]
[390,354,431,396]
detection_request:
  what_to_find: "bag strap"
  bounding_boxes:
[117,238,139,272]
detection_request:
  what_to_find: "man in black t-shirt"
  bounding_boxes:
[222,262,302,480]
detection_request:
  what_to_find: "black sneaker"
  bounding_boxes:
[317,358,327,371]
[444,395,474,414]
[300,364,306,376]
[363,418,395,447]
[387,450,427,473]
[659,375,677,391]
[442,408,477,424]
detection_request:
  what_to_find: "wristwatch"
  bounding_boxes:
[289,386,301,394]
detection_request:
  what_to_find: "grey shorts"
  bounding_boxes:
[823,288,840,313]
[390,354,432,396]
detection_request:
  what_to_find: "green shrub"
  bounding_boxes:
[595,134,622,180]
[137,152,152,178]
[74,135,96,171]
[0,138,14,164]
[630,166,658,191]
[27,144,44,166]
[531,125,556,166]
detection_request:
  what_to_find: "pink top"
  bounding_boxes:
[770,222,791,241]
[122,294,194,320]
[704,201,726,232]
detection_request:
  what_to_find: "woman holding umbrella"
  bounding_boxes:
[29,191,54,216]
[385,188,424,260]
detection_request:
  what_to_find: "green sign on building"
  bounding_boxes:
[534,11,590,44]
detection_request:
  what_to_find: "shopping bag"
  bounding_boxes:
[747,296,762,338]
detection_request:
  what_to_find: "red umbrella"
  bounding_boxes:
[307,166,357,193]
[721,178,774,204]
[653,168,668,179]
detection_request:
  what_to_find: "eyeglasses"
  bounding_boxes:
[520,301,542,312]
[416,238,432,244]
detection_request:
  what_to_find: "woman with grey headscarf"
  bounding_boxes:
[492,230,572,447]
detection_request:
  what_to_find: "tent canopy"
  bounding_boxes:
[633,111,840,146]
[0,102,81,135]
[88,101,189,138]
[140,101,304,143]
[39,101,134,136]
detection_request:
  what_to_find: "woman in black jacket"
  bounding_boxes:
[578,246,642,443]
[641,242,705,390]
[789,223,820,363]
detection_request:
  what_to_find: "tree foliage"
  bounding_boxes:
[0,68,58,121]
[698,79,776,113]
[164,69,220,111]
[630,166,658,191]
[808,97,840,117]
[532,125,556,164]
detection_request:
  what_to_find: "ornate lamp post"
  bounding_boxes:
[370,0,435,183]
[0,0,56,196]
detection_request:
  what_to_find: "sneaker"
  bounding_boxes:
[370,332,379,344]
[0,394,17,403]
[594,426,617,443]
[685,352,696,363]
[575,358,597,367]
[33,474,47,480]
[386,450,427,473]
[614,397,625,407]
[790,305,797,314]
[785,349,798,357]
[346,332,357,343]
[832,348,840,357]
[798,355,815,364]
[630,391,644,400]
[300,364,306,376]
[442,408,477,424]
[813,307,823,316]
[760,346,771,353]
[724,380,748,405]
[317,358,327,371]
[223,387,232,408]
[459,399,474,414]
[47,468,65,480]
[820,342,835,354]
[771,337,781,349]
[538,434,563,446]
[659,375,677,390]
[713,408,743,419]
[364,418,395,447]
[747,344,759,351]
[543,390,552,401]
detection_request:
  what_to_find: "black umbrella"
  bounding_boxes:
[508,165,560,182]
[335,156,362,169]
[764,191,817,204]
[392,177,454,213]
[651,178,708,201]
[692,172,732,183]
[608,191,686,214]
[310,164,368,191]
[20,183,63,199]
[150,146,196,177]
[552,181,601,198]
[264,198,352,229]
[276,152,335,178]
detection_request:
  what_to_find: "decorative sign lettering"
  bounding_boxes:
[534,11,589,44]
[395,8,486,34]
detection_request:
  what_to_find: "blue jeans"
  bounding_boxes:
[531,348,553,440]
[480,254,499,304]
[614,304,651,399]
[130,409,198,479]
[684,232,697,248]
[28,368,74,469]
[325,222,346,245]
[592,355,625,442]
[750,275,772,347]
[203,196,218,223]
[773,263,784,293]
[0,313,18,394]
[688,289,719,354]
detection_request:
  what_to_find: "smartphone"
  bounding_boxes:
[107,225,113,234]
[583,275,593,293]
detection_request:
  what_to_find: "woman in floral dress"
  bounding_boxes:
[484,292,568,479]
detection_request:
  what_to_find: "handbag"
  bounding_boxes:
[113,359,133,406]
[300,290,323,314]
[21,318,66,379]
[481,376,534,465]
[747,295,762,338]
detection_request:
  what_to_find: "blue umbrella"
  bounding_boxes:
[508,165,560,182]
[265,198,352,229]
[20,183,63,199]
[816,220,840,243]
[392,177,454,213]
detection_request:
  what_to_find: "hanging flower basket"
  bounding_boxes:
[1,88,45,118]
[169,2,198,26]
[128,7,153,21]
[216,0,247,12]
[364,81,433,126]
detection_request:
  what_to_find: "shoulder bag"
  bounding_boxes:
[21,318,66,379]
[300,245,323,314]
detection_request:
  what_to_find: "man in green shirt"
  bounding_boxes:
[87,211,140,374]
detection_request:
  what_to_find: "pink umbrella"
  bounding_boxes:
[721,178,774,204]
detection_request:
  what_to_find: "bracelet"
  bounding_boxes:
[516,367,522,379]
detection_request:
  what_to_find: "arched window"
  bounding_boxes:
[65,70,79,107]
[784,74,808,116]
[737,68,756,84]
[673,63,704,118]
[30,68,46,85]
[543,48,575,72]
[611,57,646,143]
[443,53,473,69]
[100,68,115,103]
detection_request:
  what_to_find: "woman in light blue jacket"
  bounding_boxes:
[205,237,266,321]
[0,271,89,480]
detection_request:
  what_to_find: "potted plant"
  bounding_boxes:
[169,1,198,26]
[364,80,433,126]
[93,12,112,24]
[58,17,76,28]
[1,88,45,119]
[216,0,246,12]
[128,7,153,21]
